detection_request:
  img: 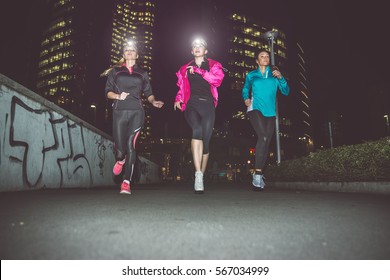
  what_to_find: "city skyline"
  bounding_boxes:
[1,0,389,147]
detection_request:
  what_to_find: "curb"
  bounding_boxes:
[267,181,390,195]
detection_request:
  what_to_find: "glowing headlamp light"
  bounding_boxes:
[191,38,207,49]
[123,40,138,51]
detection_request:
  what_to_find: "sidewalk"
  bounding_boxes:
[1,182,389,260]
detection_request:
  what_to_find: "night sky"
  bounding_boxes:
[1,0,389,145]
[290,0,390,144]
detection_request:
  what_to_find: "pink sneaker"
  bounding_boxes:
[113,159,125,175]
[120,180,131,194]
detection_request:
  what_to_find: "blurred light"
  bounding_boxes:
[191,38,207,49]
[124,39,137,51]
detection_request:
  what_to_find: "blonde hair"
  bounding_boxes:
[100,57,125,77]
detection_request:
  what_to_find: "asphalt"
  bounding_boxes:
[1,181,390,260]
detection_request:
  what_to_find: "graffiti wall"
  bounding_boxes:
[0,74,161,192]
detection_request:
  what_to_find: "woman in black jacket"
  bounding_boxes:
[103,40,164,194]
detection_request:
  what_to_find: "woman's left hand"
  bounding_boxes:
[272,69,282,79]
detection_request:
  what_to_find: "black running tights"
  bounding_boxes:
[247,110,275,170]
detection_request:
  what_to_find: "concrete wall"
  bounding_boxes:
[0,74,161,191]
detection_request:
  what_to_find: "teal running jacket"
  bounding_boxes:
[242,66,290,117]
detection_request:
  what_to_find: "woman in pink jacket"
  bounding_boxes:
[174,38,225,193]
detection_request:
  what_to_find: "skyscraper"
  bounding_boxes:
[36,0,86,112]
[111,0,155,74]
[36,0,113,129]
[290,42,314,154]
[36,0,156,136]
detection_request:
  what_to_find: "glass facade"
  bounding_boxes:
[111,0,155,75]
[36,0,156,137]
[36,0,77,109]
[295,42,314,153]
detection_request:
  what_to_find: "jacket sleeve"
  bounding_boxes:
[175,68,184,103]
[105,69,116,96]
[193,61,224,87]
[242,74,251,100]
[142,71,153,98]
[277,76,290,96]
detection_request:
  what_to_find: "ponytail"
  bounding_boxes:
[100,58,125,77]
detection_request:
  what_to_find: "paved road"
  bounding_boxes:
[1,182,389,260]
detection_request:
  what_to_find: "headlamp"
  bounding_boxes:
[123,40,138,52]
[191,38,207,49]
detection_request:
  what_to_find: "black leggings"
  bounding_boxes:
[113,109,144,181]
[247,110,275,170]
[184,98,215,154]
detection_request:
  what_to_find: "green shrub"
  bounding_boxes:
[266,137,390,182]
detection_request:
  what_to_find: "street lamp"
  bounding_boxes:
[90,104,97,125]
[261,30,281,165]
[384,114,389,135]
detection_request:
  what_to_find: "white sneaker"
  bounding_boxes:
[252,173,265,189]
[194,171,204,193]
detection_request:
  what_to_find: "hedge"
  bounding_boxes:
[266,137,390,182]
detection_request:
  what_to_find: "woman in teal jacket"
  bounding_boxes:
[242,49,290,190]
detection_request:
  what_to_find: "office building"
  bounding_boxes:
[36,0,156,136]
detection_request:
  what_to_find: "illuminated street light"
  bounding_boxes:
[384,114,389,135]
[90,104,97,125]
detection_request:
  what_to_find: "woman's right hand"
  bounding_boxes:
[186,66,194,74]
[118,92,129,100]
[174,101,182,111]
[244,99,251,107]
